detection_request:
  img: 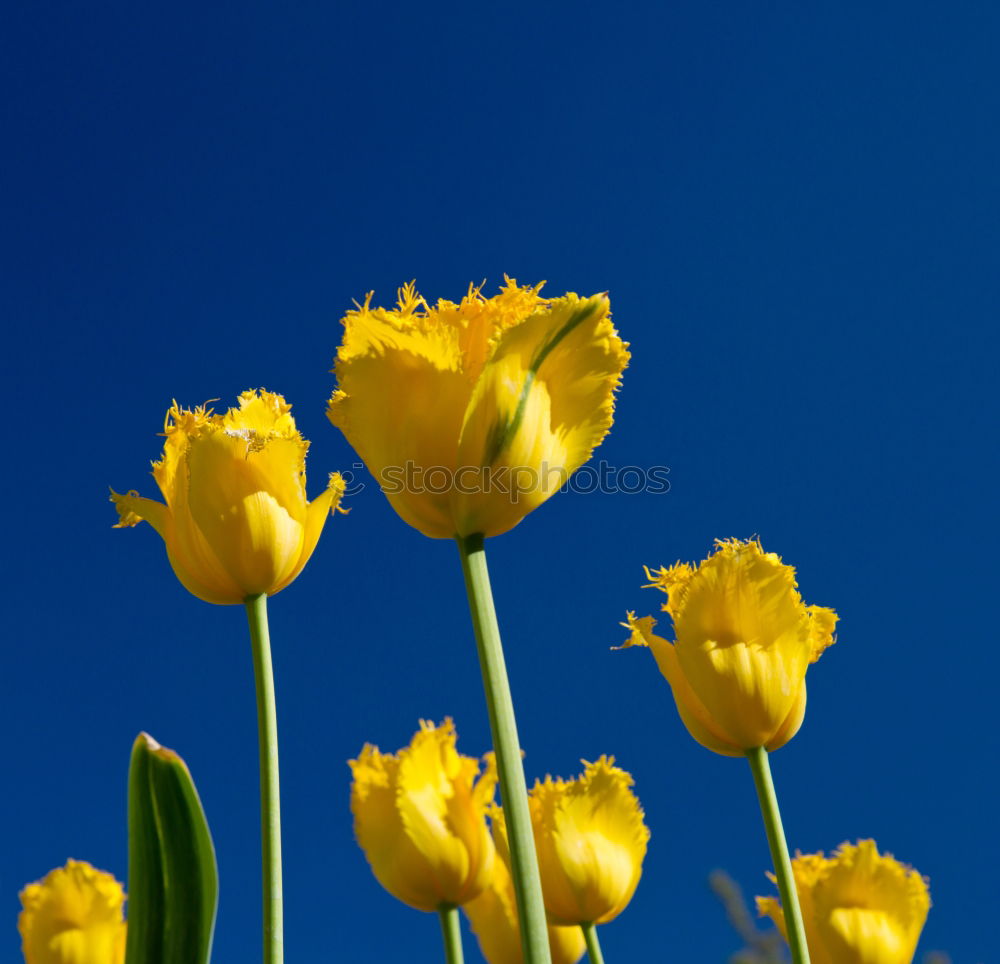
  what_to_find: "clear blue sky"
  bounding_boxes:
[3,2,997,961]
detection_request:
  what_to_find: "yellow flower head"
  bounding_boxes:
[622,538,837,755]
[112,389,345,604]
[19,860,126,964]
[526,756,648,927]
[756,840,930,964]
[327,278,629,539]
[349,719,497,911]
[464,811,586,964]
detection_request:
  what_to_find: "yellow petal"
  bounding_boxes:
[464,838,586,964]
[756,896,785,936]
[223,390,310,513]
[185,431,305,594]
[764,682,808,752]
[429,277,550,383]
[473,752,500,812]
[675,639,809,750]
[328,356,471,539]
[757,853,832,963]
[666,540,805,653]
[110,490,167,538]
[150,401,214,505]
[463,856,524,964]
[807,605,838,662]
[334,283,463,373]
[826,907,908,964]
[454,294,628,538]
[395,723,495,906]
[621,613,743,756]
[548,922,588,964]
[149,406,257,601]
[270,472,345,596]
[110,489,244,604]
[350,744,440,911]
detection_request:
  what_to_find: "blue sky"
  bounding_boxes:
[3,2,997,961]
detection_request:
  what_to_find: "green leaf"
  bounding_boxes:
[126,732,218,964]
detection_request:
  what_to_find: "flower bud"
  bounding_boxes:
[112,389,344,604]
[349,719,496,911]
[757,840,930,964]
[527,756,648,926]
[19,860,126,964]
[623,538,837,754]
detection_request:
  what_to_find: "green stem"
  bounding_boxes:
[438,905,464,964]
[745,747,810,964]
[456,534,552,964]
[581,923,605,964]
[245,594,283,964]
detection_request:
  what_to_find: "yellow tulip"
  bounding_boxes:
[757,840,930,964]
[464,814,586,964]
[622,537,837,756]
[526,756,648,926]
[112,389,344,604]
[19,860,126,964]
[349,719,497,911]
[327,278,629,539]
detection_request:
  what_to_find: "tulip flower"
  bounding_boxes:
[19,860,126,964]
[464,819,585,964]
[621,538,838,964]
[757,841,930,964]
[350,719,497,961]
[327,278,628,540]
[112,389,345,964]
[528,757,648,926]
[330,279,628,964]
[622,537,837,756]
[112,389,344,604]
[513,757,647,963]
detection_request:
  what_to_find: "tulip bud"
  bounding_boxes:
[757,840,930,964]
[349,719,496,911]
[112,389,344,604]
[19,861,126,964]
[623,538,837,755]
[525,756,649,927]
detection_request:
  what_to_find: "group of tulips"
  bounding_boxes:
[18,279,931,964]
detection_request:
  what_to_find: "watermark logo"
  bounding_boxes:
[340,461,670,500]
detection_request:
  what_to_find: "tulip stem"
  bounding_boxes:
[745,747,809,964]
[457,533,552,964]
[438,905,464,964]
[582,923,605,964]
[245,593,283,964]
